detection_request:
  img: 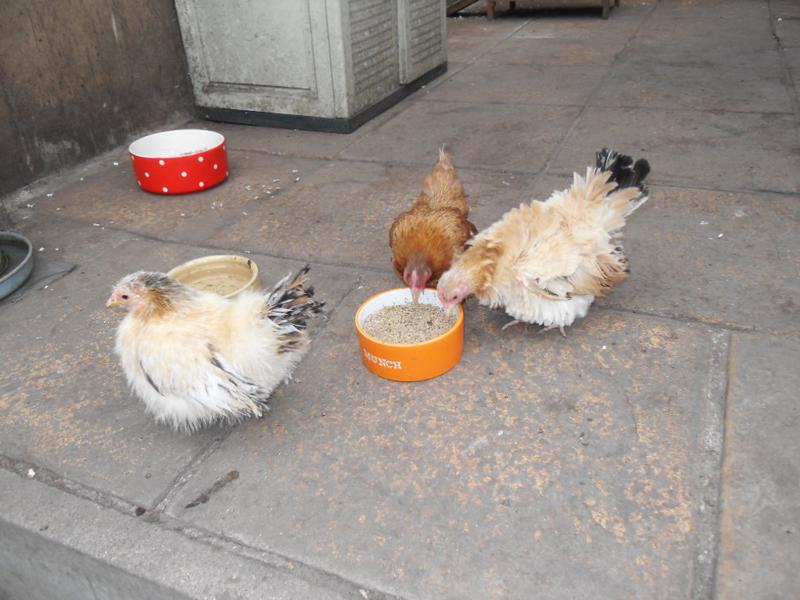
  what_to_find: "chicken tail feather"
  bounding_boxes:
[264,265,325,353]
[421,149,468,215]
[594,147,650,216]
[595,148,650,194]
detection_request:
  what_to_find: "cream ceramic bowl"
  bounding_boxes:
[167,255,259,298]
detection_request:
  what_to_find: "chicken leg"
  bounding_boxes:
[537,324,567,337]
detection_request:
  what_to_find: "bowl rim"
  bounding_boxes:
[0,231,33,285]
[128,129,225,159]
[166,254,258,298]
[354,287,464,348]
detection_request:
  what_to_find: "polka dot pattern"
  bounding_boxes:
[129,132,228,195]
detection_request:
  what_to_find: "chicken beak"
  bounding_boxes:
[106,297,120,308]
[410,286,422,304]
[438,299,456,316]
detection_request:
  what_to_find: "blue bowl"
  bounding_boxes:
[0,231,34,301]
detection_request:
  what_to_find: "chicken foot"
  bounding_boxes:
[537,324,567,337]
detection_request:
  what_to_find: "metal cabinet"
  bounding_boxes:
[175,0,447,132]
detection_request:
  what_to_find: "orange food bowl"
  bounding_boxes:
[354,288,464,382]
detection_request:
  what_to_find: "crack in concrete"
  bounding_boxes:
[147,277,363,516]
[0,454,409,600]
[766,0,800,115]
[693,329,732,600]
[0,455,144,517]
[596,305,761,335]
[418,95,798,117]
[183,469,240,509]
[522,0,660,199]
[709,330,738,599]
[545,172,800,198]
[19,210,794,341]
[623,391,641,445]
[154,517,410,600]
[5,263,79,305]
[151,434,231,513]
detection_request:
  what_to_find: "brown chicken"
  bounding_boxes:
[389,149,477,302]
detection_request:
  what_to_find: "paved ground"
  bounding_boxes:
[1,1,798,599]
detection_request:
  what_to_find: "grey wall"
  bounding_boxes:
[0,0,194,196]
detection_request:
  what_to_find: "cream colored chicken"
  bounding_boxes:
[437,149,650,335]
[107,266,323,431]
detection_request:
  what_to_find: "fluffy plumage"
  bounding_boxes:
[108,265,324,431]
[390,149,477,301]
[437,148,650,334]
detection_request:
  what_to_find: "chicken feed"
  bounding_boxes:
[363,303,456,344]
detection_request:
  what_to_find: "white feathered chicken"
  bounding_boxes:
[106,265,323,431]
[437,149,650,335]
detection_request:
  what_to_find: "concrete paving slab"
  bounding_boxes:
[592,53,795,113]
[512,5,652,39]
[446,37,497,64]
[178,69,454,162]
[342,100,580,173]
[209,160,535,271]
[775,14,800,48]
[629,6,776,66]
[204,100,422,160]
[421,62,605,106]
[1,4,797,598]
[459,168,538,227]
[784,46,800,101]
[648,0,772,29]
[165,273,727,600]
[447,16,528,40]
[717,334,800,599]
[189,70,456,162]
[0,217,357,508]
[528,175,800,335]
[771,0,800,19]
[623,35,782,70]
[478,37,628,66]
[28,151,329,246]
[0,471,356,600]
[205,123,364,161]
[549,107,800,193]
[210,160,423,271]
[786,46,800,76]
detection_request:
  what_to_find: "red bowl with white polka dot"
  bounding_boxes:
[129,129,229,195]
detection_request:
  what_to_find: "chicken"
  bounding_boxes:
[106,265,324,431]
[390,148,477,302]
[437,148,650,335]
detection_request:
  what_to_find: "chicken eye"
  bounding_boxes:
[121,294,129,300]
